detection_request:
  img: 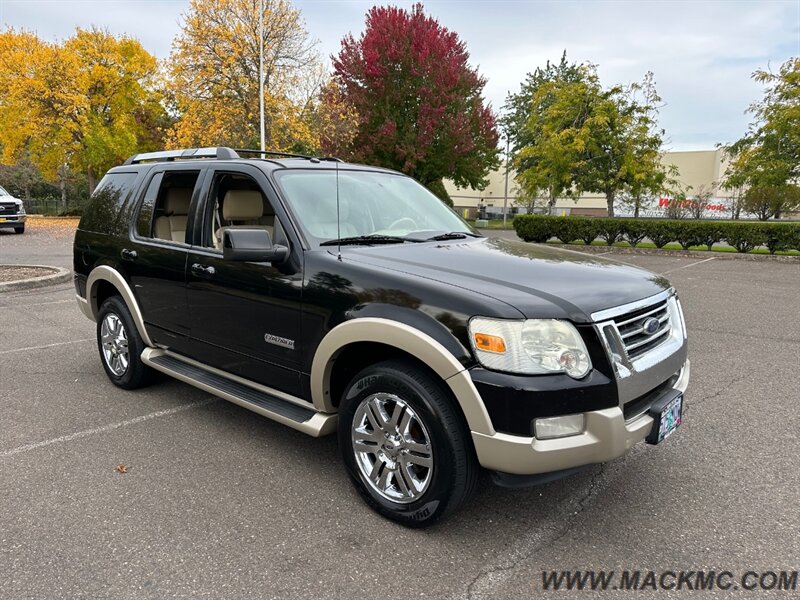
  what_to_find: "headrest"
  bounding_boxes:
[164,188,192,215]
[223,190,263,220]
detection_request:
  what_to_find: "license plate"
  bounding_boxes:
[0,217,6,222]
[646,393,682,444]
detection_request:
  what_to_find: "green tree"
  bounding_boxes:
[505,58,670,217]
[742,184,800,220]
[574,72,669,217]
[722,57,799,218]
[502,53,587,213]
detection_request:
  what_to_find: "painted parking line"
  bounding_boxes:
[0,338,94,355]
[17,298,75,307]
[660,256,717,275]
[0,398,217,458]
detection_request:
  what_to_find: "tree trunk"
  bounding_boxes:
[547,191,556,215]
[87,166,97,196]
[60,178,67,209]
[606,192,615,218]
[634,195,641,218]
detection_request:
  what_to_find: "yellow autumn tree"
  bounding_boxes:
[0,27,166,193]
[167,0,323,152]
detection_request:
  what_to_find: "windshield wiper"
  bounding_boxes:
[320,234,419,246]
[424,231,482,241]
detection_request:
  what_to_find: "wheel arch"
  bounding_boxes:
[310,318,494,435]
[85,265,154,347]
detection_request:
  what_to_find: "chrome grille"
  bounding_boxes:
[612,298,671,359]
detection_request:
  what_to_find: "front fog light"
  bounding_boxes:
[534,414,585,439]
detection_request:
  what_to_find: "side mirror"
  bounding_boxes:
[222,228,289,263]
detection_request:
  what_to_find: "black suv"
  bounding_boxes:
[74,147,689,526]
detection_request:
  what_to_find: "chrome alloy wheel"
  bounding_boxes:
[352,393,433,504]
[100,313,129,376]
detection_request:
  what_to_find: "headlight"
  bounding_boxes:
[468,317,591,378]
[17,203,25,214]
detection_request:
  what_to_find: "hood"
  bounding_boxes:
[345,237,671,323]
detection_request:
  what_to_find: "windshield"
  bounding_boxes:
[0,186,9,197]
[273,169,477,245]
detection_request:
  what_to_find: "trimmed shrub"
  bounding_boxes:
[577,218,601,245]
[642,220,678,248]
[513,215,552,243]
[597,219,626,245]
[721,222,767,253]
[762,223,799,254]
[550,217,582,244]
[675,221,707,250]
[510,215,800,253]
[622,219,648,246]
[697,221,724,250]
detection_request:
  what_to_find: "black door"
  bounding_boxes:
[125,167,205,354]
[184,164,305,397]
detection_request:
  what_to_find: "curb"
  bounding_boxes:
[561,245,800,262]
[0,265,72,292]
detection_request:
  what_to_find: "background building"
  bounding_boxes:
[445,148,733,219]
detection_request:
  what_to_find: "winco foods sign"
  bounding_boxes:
[614,197,751,219]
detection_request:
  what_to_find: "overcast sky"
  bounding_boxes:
[2,0,798,150]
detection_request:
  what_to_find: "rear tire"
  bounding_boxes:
[338,359,478,527]
[13,225,24,234]
[96,295,155,389]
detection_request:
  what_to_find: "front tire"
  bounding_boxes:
[96,296,154,389]
[13,225,24,234]
[338,359,478,527]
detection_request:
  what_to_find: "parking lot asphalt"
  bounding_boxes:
[1,224,799,598]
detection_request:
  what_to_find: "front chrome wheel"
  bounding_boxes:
[352,392,434,504]
[100,313,129,377]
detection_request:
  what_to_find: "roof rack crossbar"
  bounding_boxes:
[234,148,343,163]
[234,148,313,160]
[123,147,240,165]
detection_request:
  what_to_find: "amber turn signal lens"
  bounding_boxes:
[473,333,507,354]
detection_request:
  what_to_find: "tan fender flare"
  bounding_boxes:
[310,318,495,436]
[84,265,154,347]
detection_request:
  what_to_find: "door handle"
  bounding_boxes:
[191,263,215,278]
[121,248,137,261]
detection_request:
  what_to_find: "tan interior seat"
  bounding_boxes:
[214,189,274,248]
[154,188,191,243]
[306,196,358,239]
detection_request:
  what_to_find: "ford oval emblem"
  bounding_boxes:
[642,317,660,335]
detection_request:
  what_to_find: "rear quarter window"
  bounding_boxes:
[79,171,142,235]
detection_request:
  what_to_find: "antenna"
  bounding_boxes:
[335,160,342,261]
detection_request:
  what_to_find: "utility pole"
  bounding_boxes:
[502,134,510,226]
[259,0,265,152]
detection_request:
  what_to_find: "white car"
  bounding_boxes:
[0,185,26,233]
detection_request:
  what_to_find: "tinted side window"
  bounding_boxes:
[139,170,200,244]
[79,172,140,235]
[135,171,164,237]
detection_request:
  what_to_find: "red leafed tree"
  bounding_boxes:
[329,3,499,203]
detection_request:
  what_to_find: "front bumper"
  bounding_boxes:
[0,214,26,228]
[471,360,689,475]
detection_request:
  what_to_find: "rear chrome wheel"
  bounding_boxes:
[96,295,155,390]
[100,313,129,376]
[352,393,433,504]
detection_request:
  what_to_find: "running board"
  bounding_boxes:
[141,348,337,437]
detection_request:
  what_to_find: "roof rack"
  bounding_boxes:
[234,149,343,163]
[123,147,240,165]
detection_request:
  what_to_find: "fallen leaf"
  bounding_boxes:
[115,464,128,474]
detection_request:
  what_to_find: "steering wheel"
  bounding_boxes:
[388,217,417,230]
